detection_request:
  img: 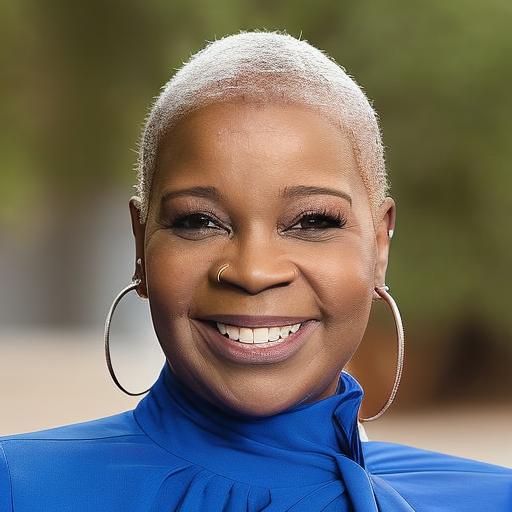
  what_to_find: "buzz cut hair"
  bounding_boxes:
[133,29,389,224]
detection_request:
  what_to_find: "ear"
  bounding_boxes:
[373,197,396,299]
[129,196,148,299]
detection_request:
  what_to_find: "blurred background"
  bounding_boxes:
[1,1,510,466]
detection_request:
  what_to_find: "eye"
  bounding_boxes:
[288,209,348,231]
[167,212,223,232]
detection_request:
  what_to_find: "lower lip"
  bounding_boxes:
[195,319,321,365]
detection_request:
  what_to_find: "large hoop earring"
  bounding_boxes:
[104,276,152,396]
[358,284,405,422]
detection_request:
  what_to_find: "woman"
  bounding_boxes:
[1,30,510,511]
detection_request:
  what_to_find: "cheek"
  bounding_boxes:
[314,239,374,337]
[144,235,209,330]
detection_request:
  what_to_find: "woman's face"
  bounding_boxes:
[130,99,395,417]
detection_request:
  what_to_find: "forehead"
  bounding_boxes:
[154,99,363,198]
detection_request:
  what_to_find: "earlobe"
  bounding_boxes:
[134,257,148,299]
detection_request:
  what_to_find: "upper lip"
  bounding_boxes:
[195,314,318,328]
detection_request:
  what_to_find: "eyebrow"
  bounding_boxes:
[281,185,352,205]
[161,186,222,204]
[160,185,352,206]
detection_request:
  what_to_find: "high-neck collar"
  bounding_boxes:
[134,360,367,488]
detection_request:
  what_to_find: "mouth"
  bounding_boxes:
[207,319,305,343]
[193,318,321,365]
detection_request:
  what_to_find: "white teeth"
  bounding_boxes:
[225,324,239,341]
[280,325,292,338]
[215,322,303,344]
[268,327,281,341]
[253,327,269,343]
[239,327,254,344]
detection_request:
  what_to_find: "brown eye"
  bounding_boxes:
[289,211,348,231]
[170,213,221,231]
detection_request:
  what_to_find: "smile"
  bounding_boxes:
[215,321,303,344]
[195,319,320,364]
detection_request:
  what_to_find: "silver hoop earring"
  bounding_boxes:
[358,284,405,422]
[104,276,151,396]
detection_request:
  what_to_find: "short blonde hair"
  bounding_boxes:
[134,29,389,223]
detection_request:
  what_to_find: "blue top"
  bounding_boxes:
[1,360,511,511]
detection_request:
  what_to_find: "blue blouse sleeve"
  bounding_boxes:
[0,442,13,512]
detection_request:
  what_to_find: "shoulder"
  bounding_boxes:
[363,439,512,475]
[0,409,147,467]
[0,410,149,512]
[0,409,142,443]
[363,440,512,510]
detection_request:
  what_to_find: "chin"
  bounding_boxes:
[216,392,303,419]
[202,374,321,418]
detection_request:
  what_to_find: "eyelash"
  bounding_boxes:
[289,208,348,231]
[165,207,348,234]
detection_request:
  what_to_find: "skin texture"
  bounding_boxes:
[129,98,395,417]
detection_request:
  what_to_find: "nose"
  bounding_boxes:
[211,232,297,295]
